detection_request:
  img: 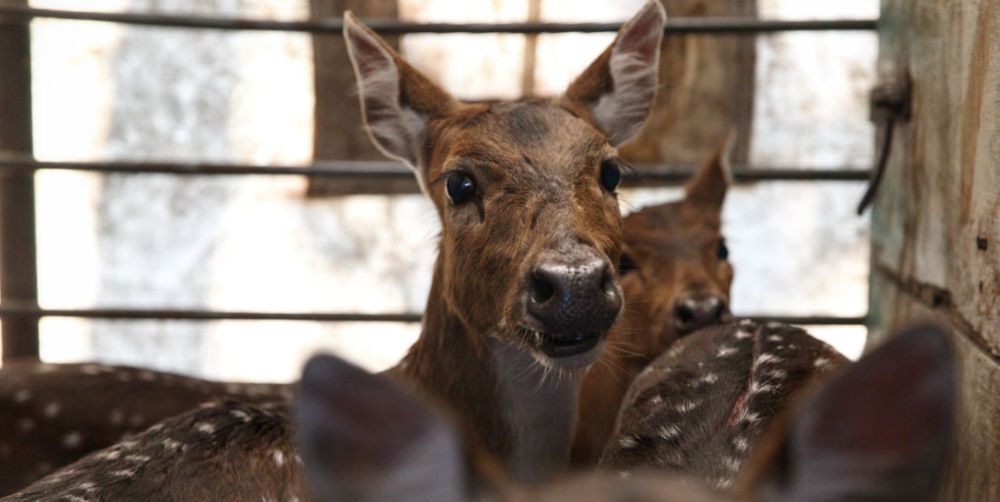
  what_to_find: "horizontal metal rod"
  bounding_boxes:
[0,7,877,34]
[0,304,866,326]
[0,158,871,184]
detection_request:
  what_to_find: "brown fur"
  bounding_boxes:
[572,140,734,465]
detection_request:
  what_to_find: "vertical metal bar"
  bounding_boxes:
[0,1,40,360]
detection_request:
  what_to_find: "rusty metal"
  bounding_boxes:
[0,303,865,326]
[857,81,912,215]
[0,2,40,361]
[0,6,876,35]
[0,157,871,185]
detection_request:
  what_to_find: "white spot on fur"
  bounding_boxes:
[148,423,164,433]
[63,432,83,449]
[764,368,787,380]
[724,456,742,472]
[110,468,136,478]
[125,454,151,463]
[195,422,216,434]
[754,353,782,366]
[294,454,304,466]
[814,357,834,369]
[43,402,61,418]
[700,373,719,384]
[675,400,700,413]
[78,481,96,492]
[748,381,778,395]
[14,389,31,403]
[619,436,637,448]
[230,409,251,423]
[95,449,122,461]
[716,346,738,358]
[735,329,753,340]
[733,436,749,452]
[18,418,35,432]
[767,334,783,342]
[739,411,761,425]
[162,439,183,451]
[658,424,681,440]
[272,450,285,466]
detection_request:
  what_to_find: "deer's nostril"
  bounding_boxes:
[531,273,556,304]
[674,303,696,324]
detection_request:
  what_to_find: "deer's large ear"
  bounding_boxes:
[296,354,466,502]
[342,12,456,186]
[685,132,733,209]
[745,324,956,502]
[561,0,666,146]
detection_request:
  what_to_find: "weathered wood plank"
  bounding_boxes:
[869,0,1000,497]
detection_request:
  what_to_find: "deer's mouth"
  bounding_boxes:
[518,326,604,364]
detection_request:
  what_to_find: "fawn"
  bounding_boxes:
[0,1,668,495]
[0,135,728,487]
[573,136,735,465]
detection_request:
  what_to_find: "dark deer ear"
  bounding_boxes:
[561,0,666,146]
[296,354,466,502]
[342,12,456,189]
[748,323,955,502]
[684,132,733,209]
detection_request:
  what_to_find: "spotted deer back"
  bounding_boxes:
[600,320,847,489]
[3,400,303,502]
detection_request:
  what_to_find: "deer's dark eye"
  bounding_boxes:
[445,172,476,205]
[716,238,729,260]
[600,159,622,192]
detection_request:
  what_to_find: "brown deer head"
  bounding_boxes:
[618,137,735,361]
[343,0,666,367]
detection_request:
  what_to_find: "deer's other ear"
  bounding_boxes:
[561,0,666,146]
[342,12,456,186]
[748,323,956,502]
[296,354,466,502]
[685,132,733,209]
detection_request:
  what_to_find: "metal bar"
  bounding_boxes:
[0,304,865,326]
[0,6,877,34]
[0,158,871,184]
[0,2,40,361]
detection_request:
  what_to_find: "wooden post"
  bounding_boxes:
[0,0,40,360]
[868,1,1000,499]
[306,0,416,196]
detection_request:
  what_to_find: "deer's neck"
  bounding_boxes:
[394,258,582,484]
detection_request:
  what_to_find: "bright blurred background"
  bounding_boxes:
[8,0,876,381]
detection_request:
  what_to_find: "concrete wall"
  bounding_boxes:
[868,0,1000,499]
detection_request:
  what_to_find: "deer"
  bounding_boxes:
[599,319,850,490]
[0,132,730,488]
[572,135,735,466]
[0,362,290,493]
[3,322,955,502]
[0,1,669,496]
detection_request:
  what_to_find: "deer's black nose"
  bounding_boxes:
[673,295,731,335]
[525,253,622,357]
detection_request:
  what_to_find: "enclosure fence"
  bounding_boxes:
[0,5,880,360]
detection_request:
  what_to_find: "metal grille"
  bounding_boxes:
[0,6,878,360]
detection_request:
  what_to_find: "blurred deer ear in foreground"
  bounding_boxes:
[738,322,956,502]
[296,354,466,502]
